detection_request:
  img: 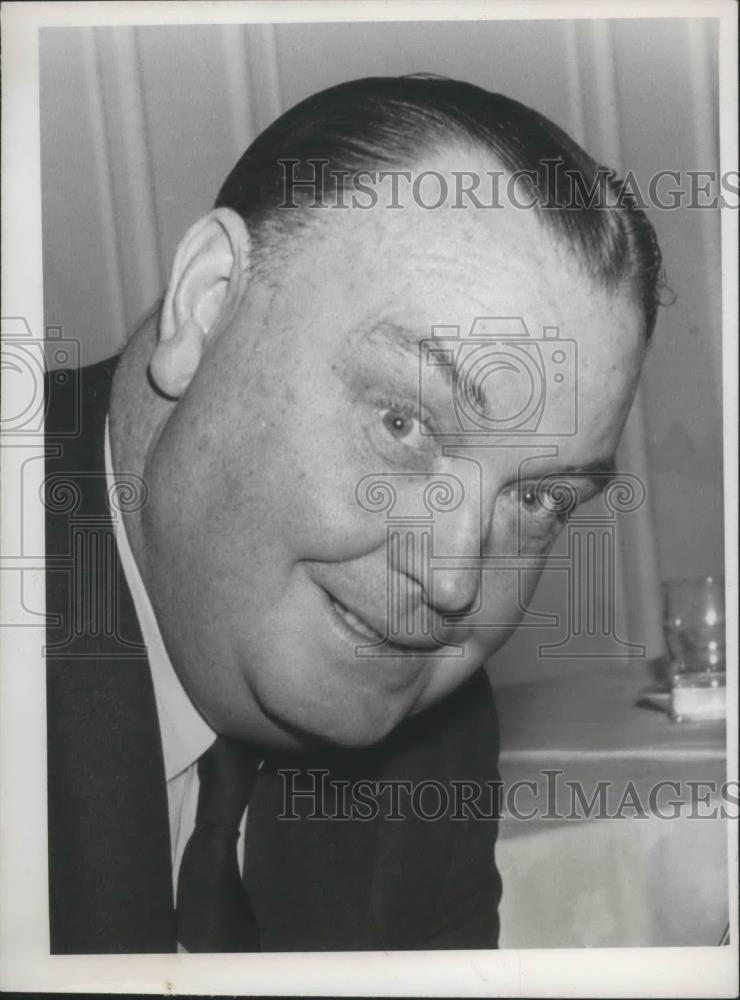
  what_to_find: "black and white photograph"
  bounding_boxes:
[1,1,737,995]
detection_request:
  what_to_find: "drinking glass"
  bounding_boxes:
[662,575,726,721]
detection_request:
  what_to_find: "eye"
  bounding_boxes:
[364,400,440,467]
[504,483,566,555]
[382,408,418,440]
[517,482,573,521]
[520,486,540,512]
[378,403,433,449]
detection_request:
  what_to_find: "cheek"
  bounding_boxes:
[216,398,390,563]
[472,512,555,641]
[480,565,542,617]
[516,565,548,611]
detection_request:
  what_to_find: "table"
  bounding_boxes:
[492,659,729,948]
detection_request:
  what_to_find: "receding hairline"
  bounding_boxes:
[243,145,651,343]
[215,74,664,337]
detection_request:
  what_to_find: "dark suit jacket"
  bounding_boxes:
[45,358,503,953]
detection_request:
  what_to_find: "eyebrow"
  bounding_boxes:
[533,458,619,488]
[362,320,486,408]
[362,319,428,357]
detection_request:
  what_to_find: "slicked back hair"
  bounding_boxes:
[216,75,664,338]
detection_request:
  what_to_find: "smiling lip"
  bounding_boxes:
[322,587,449,653]
[329,594,384,643]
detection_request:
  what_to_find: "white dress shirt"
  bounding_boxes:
[104,421,252,898]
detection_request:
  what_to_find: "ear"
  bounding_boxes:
[149,207,251,398]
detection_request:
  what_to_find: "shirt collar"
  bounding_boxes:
[104,418,215,780]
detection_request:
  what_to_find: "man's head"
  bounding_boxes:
[112,76,662,750]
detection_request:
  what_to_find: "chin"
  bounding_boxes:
[314,708,404,749]
[250,665,419,752]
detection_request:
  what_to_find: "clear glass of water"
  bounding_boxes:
[662,575,726,721]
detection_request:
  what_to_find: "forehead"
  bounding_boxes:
[276,167,643,375]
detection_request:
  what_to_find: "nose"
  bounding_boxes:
[426,497,484,614]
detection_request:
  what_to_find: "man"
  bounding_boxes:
[44,75,662,953]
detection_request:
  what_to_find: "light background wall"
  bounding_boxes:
[39,19,725,681]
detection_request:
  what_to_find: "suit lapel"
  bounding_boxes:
[46,359,175,952]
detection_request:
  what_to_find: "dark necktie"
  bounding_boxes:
[176,735,262,952]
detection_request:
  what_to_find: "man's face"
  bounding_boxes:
[142,163,645,748]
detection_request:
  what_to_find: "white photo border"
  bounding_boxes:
[1,1,737,995]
